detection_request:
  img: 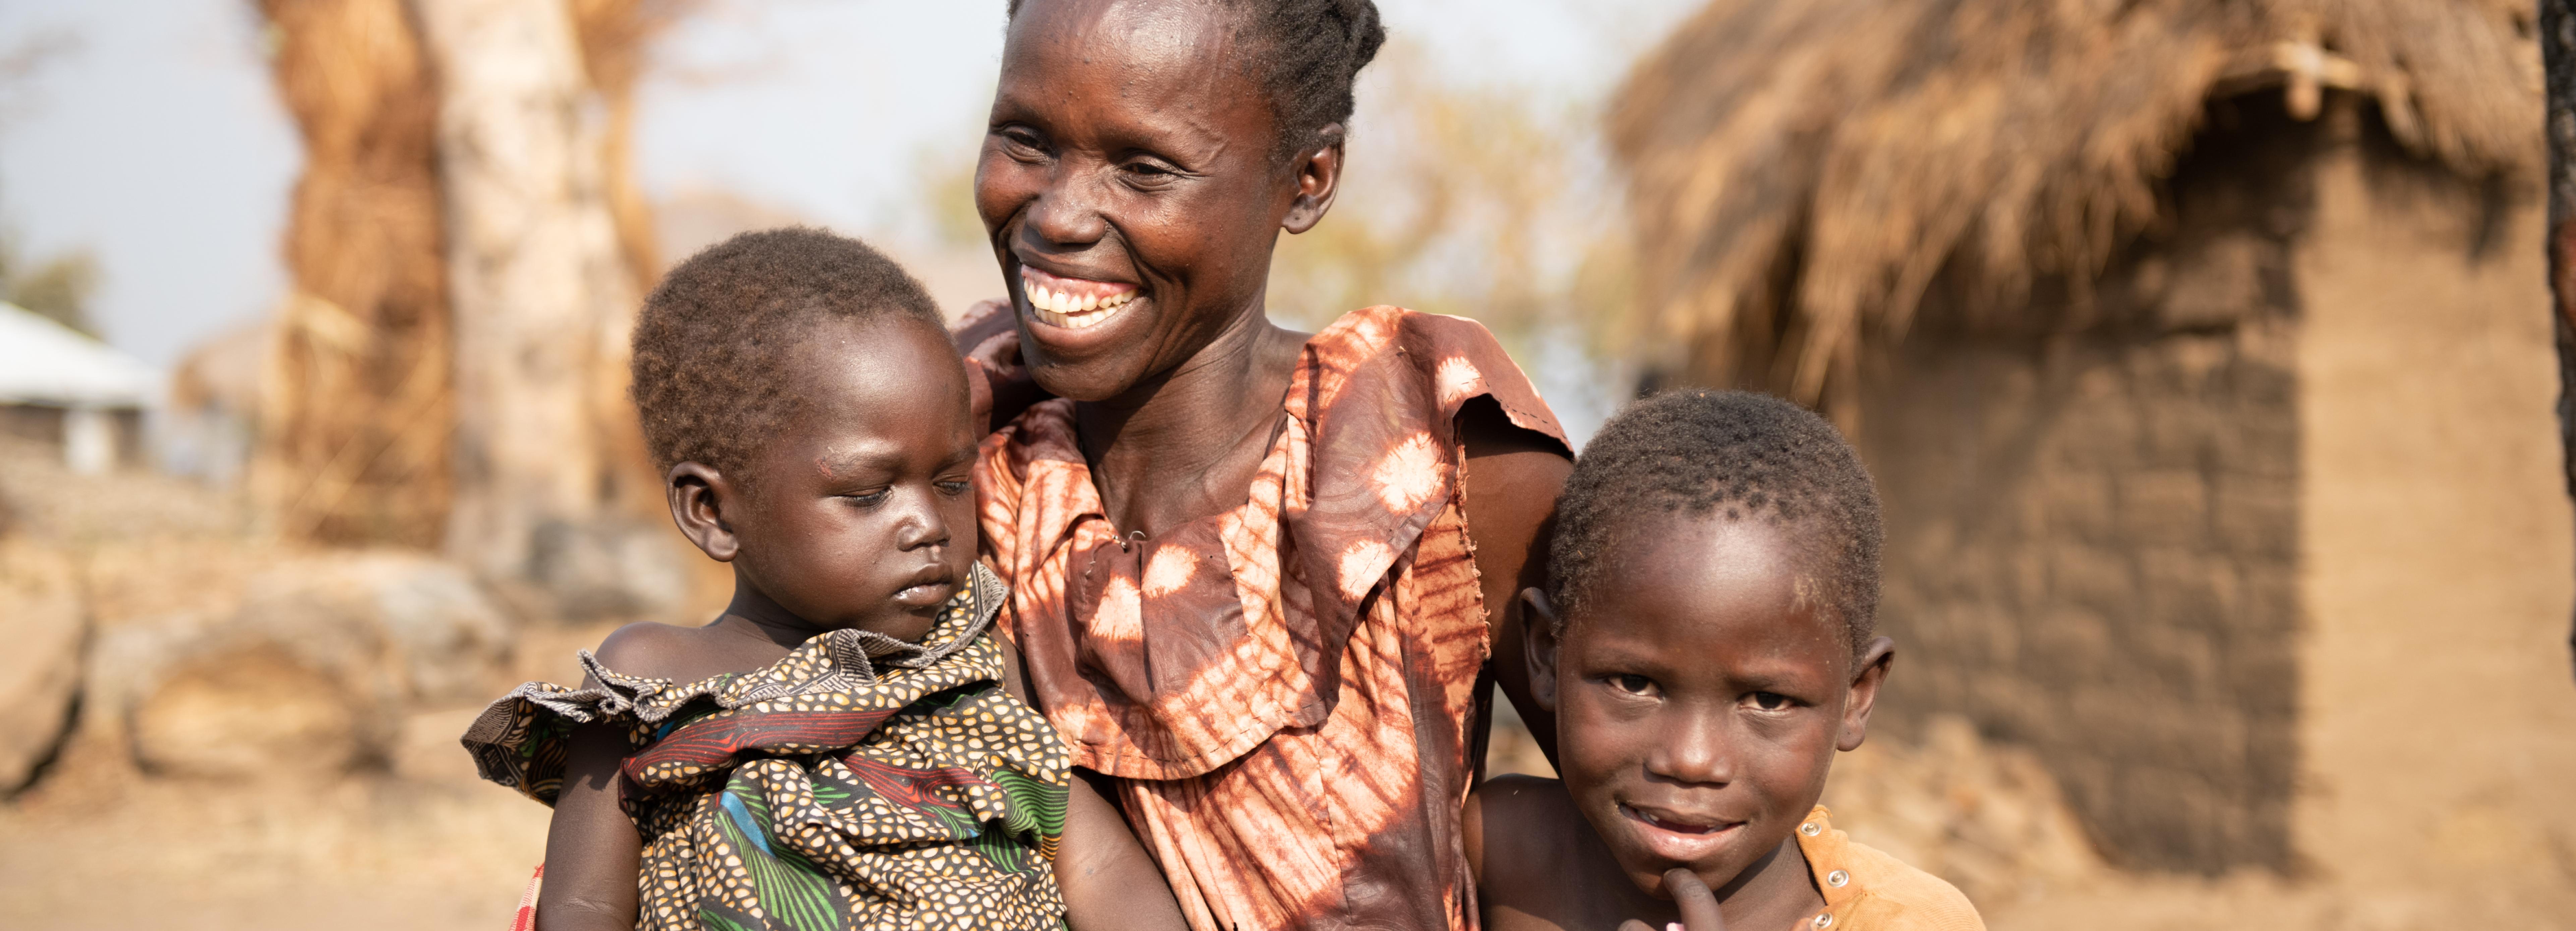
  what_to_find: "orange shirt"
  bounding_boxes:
[975,307,1566,931]
[1794,807,1986,931]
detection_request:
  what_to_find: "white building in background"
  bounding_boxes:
[0,301,157,474]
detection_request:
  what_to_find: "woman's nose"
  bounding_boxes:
[1023,170,1110,247]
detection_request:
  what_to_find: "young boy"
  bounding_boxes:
[1467,389,1983,931]
[460,229,1180,931]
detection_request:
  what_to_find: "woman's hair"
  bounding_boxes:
[1005,0,1386,161]
[1547,389,1884,656]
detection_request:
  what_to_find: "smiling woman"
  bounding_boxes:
[962,1,1576,929]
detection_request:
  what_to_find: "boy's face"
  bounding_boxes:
[1536,512,1886,901]
[722,315,980,642]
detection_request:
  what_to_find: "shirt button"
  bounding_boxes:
[1826,869,1850,887]
[1799,822,1822,836]
[1812,913,1834,929]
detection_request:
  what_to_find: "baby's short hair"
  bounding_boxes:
[630,227,943,482]
[1547,389,1883,655]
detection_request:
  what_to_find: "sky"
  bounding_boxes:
[0,0,1702,371]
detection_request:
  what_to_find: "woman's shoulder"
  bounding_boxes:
[1304,306,1568,451]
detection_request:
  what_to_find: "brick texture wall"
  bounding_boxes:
[1854,100,2319,873]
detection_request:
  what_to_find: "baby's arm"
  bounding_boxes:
[535,626,683,931]
[535,716,642,931]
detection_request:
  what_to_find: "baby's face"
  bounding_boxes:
[1548,513,1857,900]
[726,315,980,643]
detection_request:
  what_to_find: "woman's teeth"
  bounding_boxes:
[1021,274,1135,330]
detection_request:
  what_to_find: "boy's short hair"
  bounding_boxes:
[630,227,944,483]
[1547,389,1883,655]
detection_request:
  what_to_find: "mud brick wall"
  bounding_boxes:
[1860,322,2300,874]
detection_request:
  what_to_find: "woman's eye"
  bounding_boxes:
[1609,674,1654,696]
[935,480,970,496]
[844,490,891,506]
[1748,691,1792,711]
[997,127,1046,157]
[1121,160,1180,185]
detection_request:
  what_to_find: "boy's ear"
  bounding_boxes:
[1836,636,1896,752]
[667,462,742,562]
[1281,123,1345,235]
[1520,587,1564,713]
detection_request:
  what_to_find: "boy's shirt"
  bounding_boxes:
[1794,807,1986,931]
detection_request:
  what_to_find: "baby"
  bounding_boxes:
[1468,390,1984,931]
[461,228,1156,930]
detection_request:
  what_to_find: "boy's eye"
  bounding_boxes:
[1747,691,1793,711]
[935,480,970,496]
[843,489,891,506]
[1609,674,1654,696]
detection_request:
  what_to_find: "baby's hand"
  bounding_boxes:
[1619,867,1725,931]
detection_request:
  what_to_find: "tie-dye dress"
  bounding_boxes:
[461,563,1070,931]
[975,306,1568,931]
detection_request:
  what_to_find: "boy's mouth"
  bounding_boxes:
[1618,802,1744,861]
[1019,266,1137,331]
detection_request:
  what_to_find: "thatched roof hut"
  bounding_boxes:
[1612,0,2538,409]
[1611,0,2576,901]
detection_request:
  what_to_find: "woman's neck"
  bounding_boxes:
[1073,303,1306,538]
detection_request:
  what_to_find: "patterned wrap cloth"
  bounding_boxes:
[461,563,1071,931]
[977,306,1568,931]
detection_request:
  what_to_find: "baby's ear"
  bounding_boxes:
[1520,588,1564,713]
[667,462,742,562]
[1837,637,1896,752]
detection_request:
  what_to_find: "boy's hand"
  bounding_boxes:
[1620,868,1726,931]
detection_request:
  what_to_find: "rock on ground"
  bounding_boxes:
[0,544,85,791]
[84,552,517,781]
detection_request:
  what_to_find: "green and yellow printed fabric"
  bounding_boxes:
[463,563,1070,931]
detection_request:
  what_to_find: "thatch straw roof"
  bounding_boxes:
[1609,0,2541,403]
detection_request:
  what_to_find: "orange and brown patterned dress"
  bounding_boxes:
[975,306,1567,931]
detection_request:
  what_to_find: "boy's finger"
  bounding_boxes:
[1665,867,1726,931]
[1616,921,1656,931]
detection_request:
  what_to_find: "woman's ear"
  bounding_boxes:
[1520,587,1564,713]
[667,462,742,562]
[1281,123,1345,235]
[1836,636,1896,752]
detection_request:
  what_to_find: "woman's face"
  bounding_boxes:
[977,0,1331,402]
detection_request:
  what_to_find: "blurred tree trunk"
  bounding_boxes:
[410,0,669,616]
[2546,0,2576,677]
[254,0,453,547]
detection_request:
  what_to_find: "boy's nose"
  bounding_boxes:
[1644,706,1737,786]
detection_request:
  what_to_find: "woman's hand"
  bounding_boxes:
[954,299,1048,434]
[1619,868,1726,931]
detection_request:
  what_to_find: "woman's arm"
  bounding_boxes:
[534,717,642,931]
[1459,397,1574,770]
